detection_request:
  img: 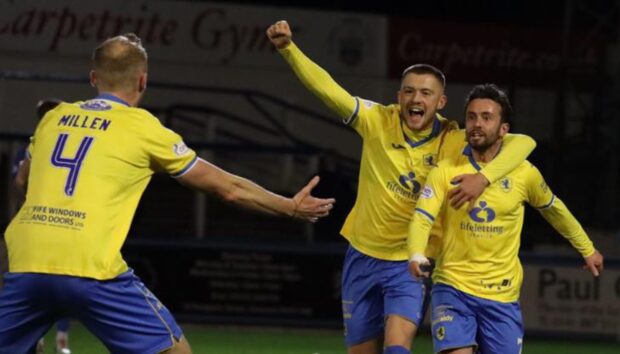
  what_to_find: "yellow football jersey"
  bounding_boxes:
[408,146,595,302]
[280,42,536,261]
[5,94,197,280]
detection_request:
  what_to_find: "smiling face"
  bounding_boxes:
[465,98,509,151]
[397,73,447,131]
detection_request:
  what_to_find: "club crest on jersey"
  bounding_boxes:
[80,99,112,111]
[173,142,189,156]
[435,326,446,341]
[423,153,438,166]
[469,201,496,223]
[500,177,512,192]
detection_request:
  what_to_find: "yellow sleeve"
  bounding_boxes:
[479,134,536,183]
[143,116,197,176]
[526,165,595,257]
[279,42,357,120]
[407,166,447,257]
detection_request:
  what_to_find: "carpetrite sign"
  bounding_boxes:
[0,0,386,75]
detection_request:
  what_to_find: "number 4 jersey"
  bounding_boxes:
[5,94,197,280]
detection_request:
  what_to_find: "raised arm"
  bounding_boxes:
[527,166,603,276]
[176,158,335,222]
[448,133,536,208]
[266,20,357,120]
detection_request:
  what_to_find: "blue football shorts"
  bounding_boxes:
[341,245,426,346]
[0,269,182,354]
[431,283,523,354]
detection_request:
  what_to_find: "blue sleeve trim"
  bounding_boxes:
[536,195,556,210]
[171,156,198,178]
[415,208,435,222]
[343,97,360,125]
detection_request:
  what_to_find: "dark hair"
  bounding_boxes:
[464,84,512,124]
[36,98,62,120]
[92,33,148,91]
[401,64,446,88]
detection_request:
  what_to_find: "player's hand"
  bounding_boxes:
[583,250,604,277]
[409,254,430,278]
[291,176,335,222]
[448,173,489,210]
[266,20,292,49]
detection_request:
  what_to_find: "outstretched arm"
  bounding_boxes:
[266,20,358,120]
[537,197,603,276]
[448,133,536,208]
[177,158,335,222]
[527,166,603,277]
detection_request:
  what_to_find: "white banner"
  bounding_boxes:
[0,0,386,75]
[521,262,620,338]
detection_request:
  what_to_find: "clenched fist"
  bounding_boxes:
[266,20,292,50]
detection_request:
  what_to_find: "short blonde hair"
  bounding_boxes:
[92,33,148,92]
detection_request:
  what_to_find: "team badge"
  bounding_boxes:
[436,326,446,340]
[500,177,512,192]
[423,153,437,166]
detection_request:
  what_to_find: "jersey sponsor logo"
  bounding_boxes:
[386,171,421,201]
[423,153,437,166]
[468,201,496,223]
[500,177,513,192]
[80,99,112,111]
[173,142,189,156]
[398,172,421,193]
[421,185,434,199]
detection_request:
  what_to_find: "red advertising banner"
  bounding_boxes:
[389,18,603,87]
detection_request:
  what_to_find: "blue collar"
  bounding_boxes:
[462,145,482,171]
[402,117,441,148]
[96,93,130,107]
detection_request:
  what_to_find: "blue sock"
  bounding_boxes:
[384,345,410,354]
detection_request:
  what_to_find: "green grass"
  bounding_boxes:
[40,322,620,354]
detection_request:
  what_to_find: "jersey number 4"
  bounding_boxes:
[51,133,94,196]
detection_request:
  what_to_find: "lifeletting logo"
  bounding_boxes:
[461,200,504,235]
[399,172,421,193]
[386,171,421,201]
[469,201,496,223]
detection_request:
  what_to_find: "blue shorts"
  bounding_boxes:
[0,270,182,354]
[341,246,425,346]
[431,283,523,354]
